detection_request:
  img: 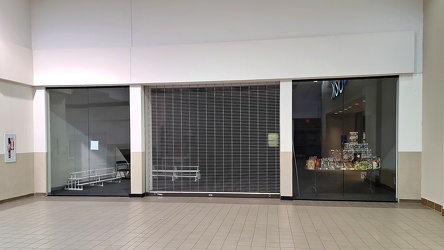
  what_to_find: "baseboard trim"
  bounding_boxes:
[129,193,146,198]
[34,193,47,197]
[398,199,421,203]
[0,193,34,204]
[280,196,293,200]
[421,198,443,214]
[147,192,280,199]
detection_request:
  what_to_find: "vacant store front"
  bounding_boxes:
[292,77,397,201]
[48,87,131,196]
[146,84,280,196]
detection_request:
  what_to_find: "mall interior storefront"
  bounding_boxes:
[46,78,398,201]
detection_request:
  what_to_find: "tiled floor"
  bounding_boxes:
[0,196,442,250]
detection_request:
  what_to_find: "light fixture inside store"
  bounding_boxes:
[335,112,338,115]
[339,110,342,113]
[344,109,347,111]
[348,106,352,109]
[355,103,359,105]
[363,100,366,103]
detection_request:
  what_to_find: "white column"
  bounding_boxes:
[398,74,422,152]
[33,87,48,194]
[280,80,293,198]
[398,74,422,200]
[130,85,145,196]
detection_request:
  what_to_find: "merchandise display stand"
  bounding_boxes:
[305,168,379,197]
[305,134,381,197]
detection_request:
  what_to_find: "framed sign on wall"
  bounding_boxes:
[4,134,16,163]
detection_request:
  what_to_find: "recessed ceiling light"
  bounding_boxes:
[335,113,338,115]
[363,100,366,103]
[348,106,352,109]
[339,111,342,113]
[314,81,318,82]
[355,103,359,105]
[344,109,347,111]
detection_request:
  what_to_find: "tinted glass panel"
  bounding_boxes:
[293,78,397,201]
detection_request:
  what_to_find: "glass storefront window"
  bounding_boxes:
[293,77,397,201]
[48,87,130,196]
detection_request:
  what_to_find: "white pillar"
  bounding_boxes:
[33,87,48,194]
[280,80,293,198]
[398,74,422,200]
[130,85,146,196]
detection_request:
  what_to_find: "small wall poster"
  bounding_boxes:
[4,134,16,163]
[268,133,279,147]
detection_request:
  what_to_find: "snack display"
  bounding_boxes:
[349,132,358,143]
[306,157,316,170]
[305,141,380,171]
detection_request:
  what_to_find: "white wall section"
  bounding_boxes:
[33,87,47,194]
[398,74,422,152]
[0,0,32,48]
[132,32,415,84]
[422,0,444,205]
[0,79,35,200]
[0,81,34,153]
[32,87,46,152]
[0,39,33,85]
[0,0,33,85]
[33,48,131,86]
[31,0,131,50]
[130,85,145,194]
[280,80,292,197]
[30,0,422,86]
[131,0,423,73]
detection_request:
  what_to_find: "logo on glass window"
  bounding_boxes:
[331,80,347,99]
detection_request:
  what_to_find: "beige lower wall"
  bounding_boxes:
[131,152,145,195]
[280,151,292,197]
[34,152,47,194]
[398,151,421,200]
[0,153,34,201]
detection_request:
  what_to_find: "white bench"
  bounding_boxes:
[152,165,201,182]
[65,168,121,191]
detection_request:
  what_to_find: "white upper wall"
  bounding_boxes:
[0,0,33,85]
[31,0,423,73]
[0,0,32,48]
[31,0,131,50]
[132,0,423,73]
[131,32,414,84]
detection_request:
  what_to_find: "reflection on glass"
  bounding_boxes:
[48,88,130,196]
[293,78,397,201]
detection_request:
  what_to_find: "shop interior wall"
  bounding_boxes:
[0,80,35,201]
[422,0,444,206]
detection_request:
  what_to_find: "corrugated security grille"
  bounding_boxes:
[150,84,280,194]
